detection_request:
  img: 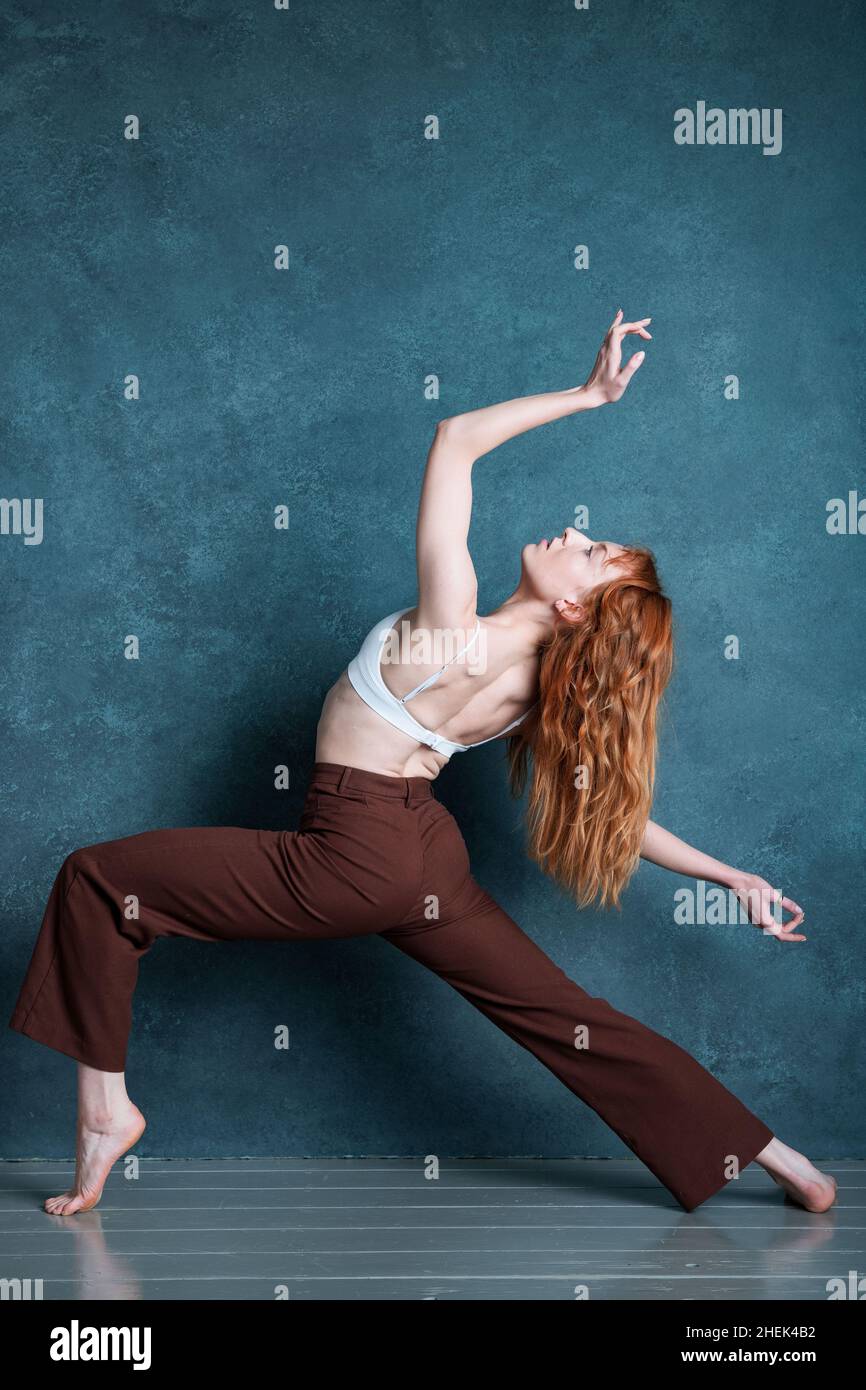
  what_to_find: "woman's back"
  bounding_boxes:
[315,605,539,780]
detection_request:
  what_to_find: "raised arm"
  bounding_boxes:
[639,818,806,940]
[415,309,651,628]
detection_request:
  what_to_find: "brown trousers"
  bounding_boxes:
[9,761,773,1211]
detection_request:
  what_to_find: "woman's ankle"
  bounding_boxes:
[753,1136,791,1177]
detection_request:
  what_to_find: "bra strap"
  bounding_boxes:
[400,621,482,704]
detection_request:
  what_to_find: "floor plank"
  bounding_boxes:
[0,1158,858,1301]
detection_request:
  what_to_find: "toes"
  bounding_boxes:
[44,1192,84,1216]
[48,1190,102,1216]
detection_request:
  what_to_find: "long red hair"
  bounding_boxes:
[507,546,673,910]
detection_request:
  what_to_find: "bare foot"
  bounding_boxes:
[760,1140,838,1213]
[44,1104,146,1215]
[776,1172,838,1213]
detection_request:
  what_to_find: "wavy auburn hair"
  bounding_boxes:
[507,546,673,911]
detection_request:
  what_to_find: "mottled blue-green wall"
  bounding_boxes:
[2,0,864,1164]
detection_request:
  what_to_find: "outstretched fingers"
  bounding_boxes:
[608,309,652,340]
[620,319,652,340]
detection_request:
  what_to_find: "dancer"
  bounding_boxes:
[10,310,836,1216]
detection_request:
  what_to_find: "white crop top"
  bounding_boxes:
[346,606,534,758]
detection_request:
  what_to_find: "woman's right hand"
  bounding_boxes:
[581,309,652,406]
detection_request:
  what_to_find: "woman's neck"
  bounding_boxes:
[483,588,558,654]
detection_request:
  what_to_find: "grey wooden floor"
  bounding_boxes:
[0,1158,860,1300]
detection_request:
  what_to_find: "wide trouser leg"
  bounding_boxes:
[8,820,391,1074]
[382,881,775,1213]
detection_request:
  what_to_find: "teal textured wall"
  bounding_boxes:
[2,0,864,1161]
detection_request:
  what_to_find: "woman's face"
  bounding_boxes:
[520,526,632,605]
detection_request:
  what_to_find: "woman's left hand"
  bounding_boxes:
[581,308,652,405]
[731,872,806,940]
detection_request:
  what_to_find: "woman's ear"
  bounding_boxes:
[554,597,585,624]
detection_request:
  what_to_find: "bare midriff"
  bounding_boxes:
[314,672,450,780]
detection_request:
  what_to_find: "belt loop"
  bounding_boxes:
[403,779,413,807]
[338,767,353,794]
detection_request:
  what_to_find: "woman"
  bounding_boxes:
[10,310,836,1217]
